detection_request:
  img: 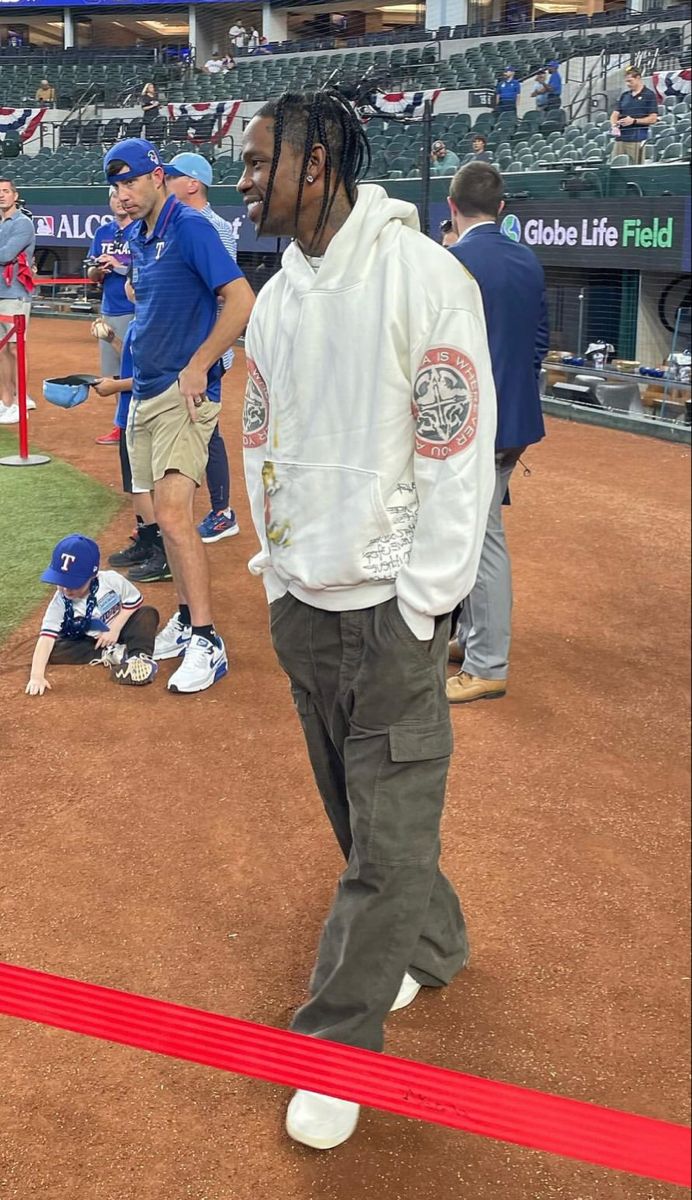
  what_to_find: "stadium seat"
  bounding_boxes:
[660,142,683,160]
[610,153,631,167]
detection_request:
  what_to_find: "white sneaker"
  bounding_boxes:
[0,403,20,424]
[167,634,228,694]
[153,612,192,661]
[100,643,127,668]
[286,1090,360,1150]
[390,972,422,1012]
[25,396,37,411]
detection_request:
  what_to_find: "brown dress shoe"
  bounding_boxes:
[447,671,507,704]
[448,638,465,664]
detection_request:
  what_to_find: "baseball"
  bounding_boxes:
[90,318,113,341]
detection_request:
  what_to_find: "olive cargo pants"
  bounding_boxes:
[271,593,469,1052]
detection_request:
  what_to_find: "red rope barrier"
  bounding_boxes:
[0,963,689,1187]
[33,277,92,286]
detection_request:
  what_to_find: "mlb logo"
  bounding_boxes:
[34,214,55,236]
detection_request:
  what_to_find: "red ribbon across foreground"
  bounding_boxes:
[0,963,689,1188]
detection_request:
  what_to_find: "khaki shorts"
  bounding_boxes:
[0,298,31,344]
[126,380,219,492]
[613,140,645,164]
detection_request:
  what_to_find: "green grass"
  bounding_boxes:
[0,429,123,644]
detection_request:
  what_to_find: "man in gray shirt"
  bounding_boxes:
[0,177,36,424]
[164,152,240,546]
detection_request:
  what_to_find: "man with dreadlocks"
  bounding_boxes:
[239,89,497,1149]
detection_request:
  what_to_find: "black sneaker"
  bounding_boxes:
[108,535,149,569]
[108,651,159,687]
[127,545,172,583]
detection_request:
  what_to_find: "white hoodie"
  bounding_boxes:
[242,184,497,639]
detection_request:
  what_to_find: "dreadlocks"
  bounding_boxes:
[256,89,371,251]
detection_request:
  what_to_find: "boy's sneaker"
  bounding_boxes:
[127,545,172,583]
[109,651,158,687]
[198,509,240,543]
[108,534,149,569]
[97,643,127,669]
[168,634,228,693]
[95,428,120,446]
[154,613,192,661]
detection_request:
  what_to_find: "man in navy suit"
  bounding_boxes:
[445,162,548,703]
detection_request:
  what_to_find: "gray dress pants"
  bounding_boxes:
[99,312,133,377]
[457,451,519,681]
[271,593,469,1052]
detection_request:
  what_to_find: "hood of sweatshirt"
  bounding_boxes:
[280,183,421,297]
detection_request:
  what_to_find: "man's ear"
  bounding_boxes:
[447,196,460,233]
[308,143,327,182]
[498,199,505,217]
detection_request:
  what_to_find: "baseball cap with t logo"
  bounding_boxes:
[103,138,164,183]
[41,535,100,587]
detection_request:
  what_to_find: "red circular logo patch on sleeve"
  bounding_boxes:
[413,347,479,459]
[243,358,269,449]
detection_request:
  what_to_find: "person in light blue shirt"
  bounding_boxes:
[531,69,550,111]
[0,176,36,422]
[495,67,521,115]
[164,150,241,544]
[103,137,255,694]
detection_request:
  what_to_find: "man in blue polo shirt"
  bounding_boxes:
[495,66,521,116]
[103,137,254,694]
[545,60,563,109]
[610,66,658,165]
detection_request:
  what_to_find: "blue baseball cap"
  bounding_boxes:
[41,535,100,588]
[547,59,560,67]
[504,65,515,72]
[164,152,213,187]
[104,137,164,183]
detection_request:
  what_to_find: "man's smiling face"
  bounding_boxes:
[238,115,312,238]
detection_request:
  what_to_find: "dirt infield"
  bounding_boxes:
[0,319,690,1200]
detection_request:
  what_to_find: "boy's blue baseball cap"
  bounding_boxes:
[104,137,164,183]
[41,535,100,588]
[164,152,213,186]
[547,59,560,67]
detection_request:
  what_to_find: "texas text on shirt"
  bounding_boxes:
[88,219,134,317]
[129,195,244,402]
[40,570,143,639]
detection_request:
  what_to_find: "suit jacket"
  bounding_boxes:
[449,224,548,451]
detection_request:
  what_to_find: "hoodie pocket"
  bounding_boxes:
[263,460,392,590]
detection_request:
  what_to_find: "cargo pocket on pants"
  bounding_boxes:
[367,718,453,866]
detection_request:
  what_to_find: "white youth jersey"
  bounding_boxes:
[40,570,142,639]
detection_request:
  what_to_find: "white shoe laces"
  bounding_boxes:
[181,636,215,674]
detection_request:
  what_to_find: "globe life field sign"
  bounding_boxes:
[499,199,689,271]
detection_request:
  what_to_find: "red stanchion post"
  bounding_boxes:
[15,314,29,461]
[0,311,50,469]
